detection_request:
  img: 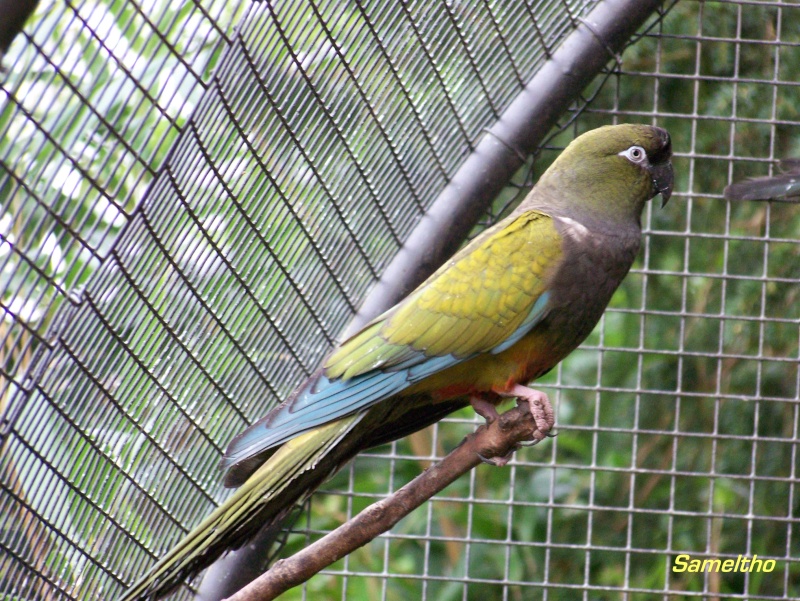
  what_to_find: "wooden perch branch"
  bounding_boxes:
[224,405,545,601]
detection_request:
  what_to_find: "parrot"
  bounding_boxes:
[122,123,673,600]
[724,158,800,202]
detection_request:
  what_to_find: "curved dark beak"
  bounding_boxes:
[652,160,674,208]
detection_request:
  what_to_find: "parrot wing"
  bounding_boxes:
[724,158,800,202]
[222,209,563,482]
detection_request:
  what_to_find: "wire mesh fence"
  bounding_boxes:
[1,0,798,600]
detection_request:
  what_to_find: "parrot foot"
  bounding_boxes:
[493,384,555,443]
[477,448,515,467]
[470,394,501,424]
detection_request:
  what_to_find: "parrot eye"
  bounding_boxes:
[620,145,648,164]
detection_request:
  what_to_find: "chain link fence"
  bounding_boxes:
[1,1,798,599]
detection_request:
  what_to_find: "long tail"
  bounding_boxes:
[121,413,364,600]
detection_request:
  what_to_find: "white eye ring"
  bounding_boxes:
[620,145,648,164]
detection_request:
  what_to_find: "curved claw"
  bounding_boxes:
[519,428,557,446]
[477,448,515,467]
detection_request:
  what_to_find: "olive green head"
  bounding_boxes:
[535,123,674,224]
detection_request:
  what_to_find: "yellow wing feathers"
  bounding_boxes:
[326,211,562,379]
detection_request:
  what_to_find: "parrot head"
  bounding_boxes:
[534,123,674,222]
[620,123,673,207]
